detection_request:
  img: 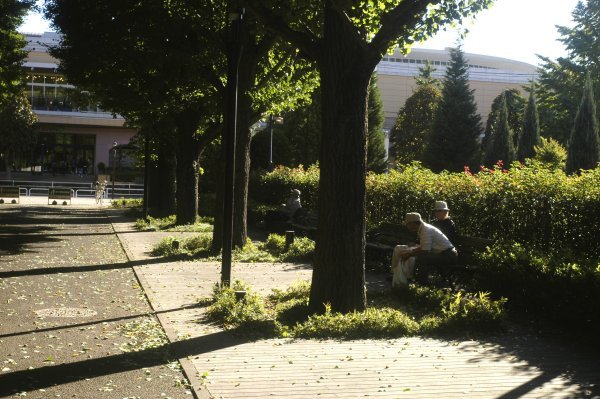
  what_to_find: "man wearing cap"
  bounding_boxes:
[431,200,457,245]
[391,212,457,287]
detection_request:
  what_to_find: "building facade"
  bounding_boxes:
[17,31,136,176]
[375,48,538,154]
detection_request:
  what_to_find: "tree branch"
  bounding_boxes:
[244,2,319,61]
[368,0,435,64]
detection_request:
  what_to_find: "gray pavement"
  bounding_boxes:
[0,205,193,398]
[1,203,599,398]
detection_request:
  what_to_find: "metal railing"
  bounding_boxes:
[0,179,144,199]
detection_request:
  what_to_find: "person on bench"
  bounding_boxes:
[391,212,457,288]
[430,200,457,245]
[265,189,302,230]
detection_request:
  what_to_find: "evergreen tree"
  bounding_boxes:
[536,0,600,145]
[482,89,526,154]
[425,47,482,172]
[367,74,387,173]
[0,0,33,100]
[390,84,440,165]
[566,74,600,174]
[415,61,441,89]
[484,93,516,166]
[518,84,541,161]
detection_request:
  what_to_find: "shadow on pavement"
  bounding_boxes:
[0,329,242,397]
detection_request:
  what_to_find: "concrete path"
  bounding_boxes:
[111,212,600,399]
[0,205,194,398]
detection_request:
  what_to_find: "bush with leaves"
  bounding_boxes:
[258,163,600,261]
[473,242,600,336]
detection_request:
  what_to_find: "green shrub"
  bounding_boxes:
[473,242,600,333]
[150,234,213,257]
[135,215,213,232]
[111,197,143,208]
[254,163,600,260]
[259,234,315,262]
[203,280,506,340]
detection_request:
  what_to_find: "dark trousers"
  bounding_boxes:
[414,248,458,284]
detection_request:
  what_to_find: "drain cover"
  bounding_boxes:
[35,307,97,318]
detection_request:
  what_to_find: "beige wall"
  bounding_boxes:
[377,73,529,130]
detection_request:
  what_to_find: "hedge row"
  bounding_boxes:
[253,162,600,261]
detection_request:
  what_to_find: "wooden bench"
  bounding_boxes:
[289,209,318,238]
[365,223,416,269]
[414,234,495,288]
[0,186,21,204]
[48,187,72,205]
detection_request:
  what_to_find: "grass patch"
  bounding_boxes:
[111,198,143,208]
[202,280,507,340]
[135,214,214,232]
[150,233,315,263]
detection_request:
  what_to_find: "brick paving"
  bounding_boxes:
[111,213,600,399]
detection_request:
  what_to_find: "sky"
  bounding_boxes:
[19,0,581,66]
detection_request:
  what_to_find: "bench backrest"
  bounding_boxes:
[367,223,416,246]
[0,186,20,198]
[48,187,72,200]
[455,235,494,263]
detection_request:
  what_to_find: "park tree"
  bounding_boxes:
[390,64,442,165]
[245,1,493,313]
[367,73,387,173]
[536,0,600,145]
[482,89,526,154]
[390,84,440,165]
[0,0,36,176]
[483,93,516,167]
[424,46,482,172]
[0,0,33,99]
[566,73,600,174]
[46,1,316,243]
[517,85,541,161]
[0,94,37,177]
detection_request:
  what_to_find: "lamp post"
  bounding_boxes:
[268,115,284,171]
[221,8,245,287]
[111,141,117,200]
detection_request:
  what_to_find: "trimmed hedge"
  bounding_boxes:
[253,162,600,260]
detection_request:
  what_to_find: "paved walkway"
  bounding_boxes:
[1,201,598,398]
[110,211,600,398]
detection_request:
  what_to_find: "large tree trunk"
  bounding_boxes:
[155,136,177,215]
[309,6,371,313]
[175,109,202,225]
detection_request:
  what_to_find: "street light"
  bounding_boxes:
[221,8,245,287]
[111,141,117,199]
[268,115,284,171]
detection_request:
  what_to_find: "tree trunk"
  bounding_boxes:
[309,6,371,313]
[212,149,225,251]
[156,136,177,215]
[175,109,201,225]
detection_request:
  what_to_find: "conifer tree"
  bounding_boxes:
[484,93,516,166]
[367,74,387,173]
[566,74,600,174]
[482,89,526,154]
[518,85,541,161]
[424,47,482,172]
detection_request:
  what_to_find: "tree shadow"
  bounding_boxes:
[0,328,244,397]
[0,256,174,279]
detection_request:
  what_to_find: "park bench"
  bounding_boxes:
[0,186,21,204]
[365,223,416,269]
[414,234,495,288]
[289,209,318,238]
[48,187,72,205]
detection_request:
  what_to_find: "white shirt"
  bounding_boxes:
[418,222,453,253]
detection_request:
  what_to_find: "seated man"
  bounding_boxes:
[265,189,302,230]
[391,212,457,288]
[430,200,457,245]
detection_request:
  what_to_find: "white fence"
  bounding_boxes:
[1,179,144,199]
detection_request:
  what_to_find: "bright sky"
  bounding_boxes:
[20,0,580,66]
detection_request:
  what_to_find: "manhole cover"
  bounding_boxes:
[35,307,97,318]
